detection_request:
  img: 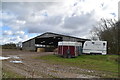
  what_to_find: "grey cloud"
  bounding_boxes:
[2,2,55,15]
[27,22,55,33]
[25,14,63,33]
[63,12,95,29]
[26,11,96,37]
[42,16,62,25]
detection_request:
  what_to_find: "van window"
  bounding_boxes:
[92,42,94,44]
[103,43,105,46]
[86,44,87,46]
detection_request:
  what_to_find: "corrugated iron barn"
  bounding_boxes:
[22,32,90,52]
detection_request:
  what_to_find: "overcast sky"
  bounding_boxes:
[1,0,119,44]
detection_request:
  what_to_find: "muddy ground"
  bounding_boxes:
[2,50,98,78]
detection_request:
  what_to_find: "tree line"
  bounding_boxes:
[91,19,120,54]
[2,43,17,49]
[2,42,22,50]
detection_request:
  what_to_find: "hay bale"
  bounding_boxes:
[37,48,45,52]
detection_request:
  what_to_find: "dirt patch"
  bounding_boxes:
[2,50,98,78]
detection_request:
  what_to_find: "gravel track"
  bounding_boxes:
[2,50,97,78]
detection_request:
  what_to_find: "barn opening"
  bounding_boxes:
[35,37,63,52]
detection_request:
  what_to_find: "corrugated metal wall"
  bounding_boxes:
[22,39,36,51]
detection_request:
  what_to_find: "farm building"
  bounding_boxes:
[22,32,90,52]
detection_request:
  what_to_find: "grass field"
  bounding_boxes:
[35,54,119,78]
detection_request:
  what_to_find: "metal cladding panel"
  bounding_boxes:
[58,46,62,55]
[22,39,35,51]
[58,42,63,45]
[58,41,74,46]
[63,46,68,55]
[58,41,82,46]
[76,42,82,46]
[69,46,75,56]
[58,46,60,54]
[76,46,82,55]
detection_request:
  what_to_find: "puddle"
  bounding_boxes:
[0,55,20,60]
[10,60,23,63]
[1,55,22,63]
[9,55,20,59]
[0,56,10,60]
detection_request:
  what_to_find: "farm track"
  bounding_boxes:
[2,50,97,78]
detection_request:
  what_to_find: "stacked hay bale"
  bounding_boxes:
[37,48,45,52]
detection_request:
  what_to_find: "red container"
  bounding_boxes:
[58,41,82,58]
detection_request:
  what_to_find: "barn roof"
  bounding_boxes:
[23,32,90,43]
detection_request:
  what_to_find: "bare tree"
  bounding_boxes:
[90,19,119,54]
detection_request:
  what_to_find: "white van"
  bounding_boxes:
[82,41,107,55]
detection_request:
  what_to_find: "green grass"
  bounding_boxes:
[34,54,119,78]
[2,68,25,78]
